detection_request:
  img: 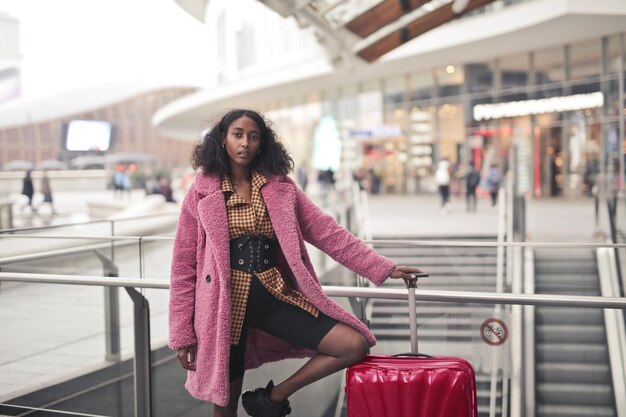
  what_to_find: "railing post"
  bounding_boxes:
[125,287,153,417]
[94,251,120,362]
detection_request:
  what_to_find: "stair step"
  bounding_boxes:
[537,343,609,362]
[537,362,611,383]
[371,305,493,316]
[377,265,498,275]
[537,324,606,343]
[535,307,603,325]
[537,382,613,406]
[537,404,615,417]
[535,261,596,273]
[535,286,601,296]
[387,255,499,265]
[372,328,473,340]
[375,247,498,257]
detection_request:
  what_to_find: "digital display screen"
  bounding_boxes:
[65,120,113,152]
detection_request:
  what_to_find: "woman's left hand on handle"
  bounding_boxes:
[389,266,425,280]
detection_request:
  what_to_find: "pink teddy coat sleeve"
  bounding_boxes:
[168,173,397,407]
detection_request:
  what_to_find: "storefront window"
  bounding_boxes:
[409,71,433,102]
[566,109,602,196]
[498,52,530,101]
[358,80,383,129]
[569,39,601,82]
[407,105,436,193]
[353,77,407,193]
[465,62,494,94]
[339,84,359,172]
[383,75,408,130]
[436,64,464,98]
[606,34,624,119]
[437,102,465,164]
[534,46,565,98]
[569,39,602,95]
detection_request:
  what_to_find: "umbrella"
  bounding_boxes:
[4,160,35,171]
[37,159,68,170]
[103,153,154,164]
[70,155,107,167]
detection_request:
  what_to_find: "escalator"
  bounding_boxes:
[334,238,505,417]
[534,248,617,417]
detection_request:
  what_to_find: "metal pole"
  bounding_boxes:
[407,280,418,354]
[125,287,152,417]
[94,251,120,362]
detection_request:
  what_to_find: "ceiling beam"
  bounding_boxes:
[356,0,496,62]
[345,0,431,38]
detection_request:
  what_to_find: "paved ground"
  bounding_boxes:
[0,187,608,410]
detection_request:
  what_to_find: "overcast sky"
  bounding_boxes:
[0,0,213,101]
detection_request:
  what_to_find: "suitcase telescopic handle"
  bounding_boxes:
[402,272,429,353]
[392,353,433,358]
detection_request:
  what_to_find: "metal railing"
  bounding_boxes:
[1,266,626,417]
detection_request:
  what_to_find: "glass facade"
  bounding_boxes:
[259,33,626,198]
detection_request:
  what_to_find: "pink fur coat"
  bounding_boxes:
[168,172,396,406]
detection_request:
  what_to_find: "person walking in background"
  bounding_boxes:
[296,161,309,192]
[159,176,176,203]
[435,158,452,209]
[465,164,480,212]
[169,109,422,417]
[39,170,56,214]
[485,164,503,207]
[21,170,36,213]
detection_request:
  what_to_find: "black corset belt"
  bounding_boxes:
[230,235,278,273]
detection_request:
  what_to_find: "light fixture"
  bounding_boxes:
[452,0,471,14]
[446,65,455,74]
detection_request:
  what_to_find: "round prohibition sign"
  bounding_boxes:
[480,318,508,346]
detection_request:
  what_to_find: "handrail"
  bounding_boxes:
[2,233,626,248]
[0,211,178,234]
[2,272,626,309]
[523,248,536,417]
[3,271,626,417]
[598,247,626,417]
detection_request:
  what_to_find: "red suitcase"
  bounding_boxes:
[345,274,478,417]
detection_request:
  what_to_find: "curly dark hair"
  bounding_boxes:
[191,109,294,176]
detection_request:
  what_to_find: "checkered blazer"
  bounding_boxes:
[222,171,318,345]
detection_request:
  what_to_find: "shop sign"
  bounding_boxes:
[348,125,402,140]
[473,92,604,121]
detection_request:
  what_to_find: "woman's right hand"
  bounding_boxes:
[176,345,197,371]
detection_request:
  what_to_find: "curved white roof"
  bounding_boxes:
[0,80,201,129]
[153,0,626,141]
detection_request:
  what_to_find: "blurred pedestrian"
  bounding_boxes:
[465,165,480,212]
[21,170,36,213]
[169,108,423,417]
[39,170,56,214]
[435,159,452,208]
[485,164,502,206]
[297,161,309,192]
[159,177,176,203]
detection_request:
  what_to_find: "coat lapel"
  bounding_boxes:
[195,174,231,282]
[262,178,302,259]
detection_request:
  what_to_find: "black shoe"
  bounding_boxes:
[241,380,291,417]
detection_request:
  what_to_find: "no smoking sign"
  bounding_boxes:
[480,318,508,346]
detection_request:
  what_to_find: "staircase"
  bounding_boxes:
[337,238,505,417]
[534,248,616,417]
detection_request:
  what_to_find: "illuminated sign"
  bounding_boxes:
[348,125,402,139]
[473,92,604,121]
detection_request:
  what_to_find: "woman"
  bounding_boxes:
[21,170,35,212]
[169,109,422,417]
